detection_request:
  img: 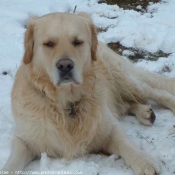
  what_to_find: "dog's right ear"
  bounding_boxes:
[23,16,38,64]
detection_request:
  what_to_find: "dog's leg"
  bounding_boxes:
[135,69,175,97]
[129,103,156,125]
[2,135,35,175]
[106,122,159,175]
[141,83,175,114]
[99,42,175,113]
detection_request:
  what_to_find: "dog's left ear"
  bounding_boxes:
[90,23,98,61]
[78,13,98,61]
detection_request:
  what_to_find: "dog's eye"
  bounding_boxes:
[72,40,83,46]
[44,41,55,48]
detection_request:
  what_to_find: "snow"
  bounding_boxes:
[0,0,175,174]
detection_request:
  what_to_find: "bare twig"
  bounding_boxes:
[137,132,149,143]
[73,6,77,13]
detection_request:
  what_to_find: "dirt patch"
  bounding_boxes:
[108,42,170,62]
[98,0,160,12]
[2,71,8,75]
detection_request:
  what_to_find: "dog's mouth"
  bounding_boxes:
[57,72,79,86]
[59,76,72,84]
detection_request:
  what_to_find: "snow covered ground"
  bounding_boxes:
[0,0,175,174]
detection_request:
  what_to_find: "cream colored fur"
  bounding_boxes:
[3,12,175,175]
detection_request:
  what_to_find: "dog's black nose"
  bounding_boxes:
[56,58,74,73]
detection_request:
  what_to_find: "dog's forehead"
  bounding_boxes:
[36,13,90,38]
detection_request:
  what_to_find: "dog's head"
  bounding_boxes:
[23,13,97,86]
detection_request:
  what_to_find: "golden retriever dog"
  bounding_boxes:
[3,12,175,175]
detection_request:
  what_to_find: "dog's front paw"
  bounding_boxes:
[136,106,156,126]
[132,154,160,175]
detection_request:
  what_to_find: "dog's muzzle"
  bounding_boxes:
[56,58,75,84]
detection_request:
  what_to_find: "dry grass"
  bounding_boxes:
[108,42,170,62]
